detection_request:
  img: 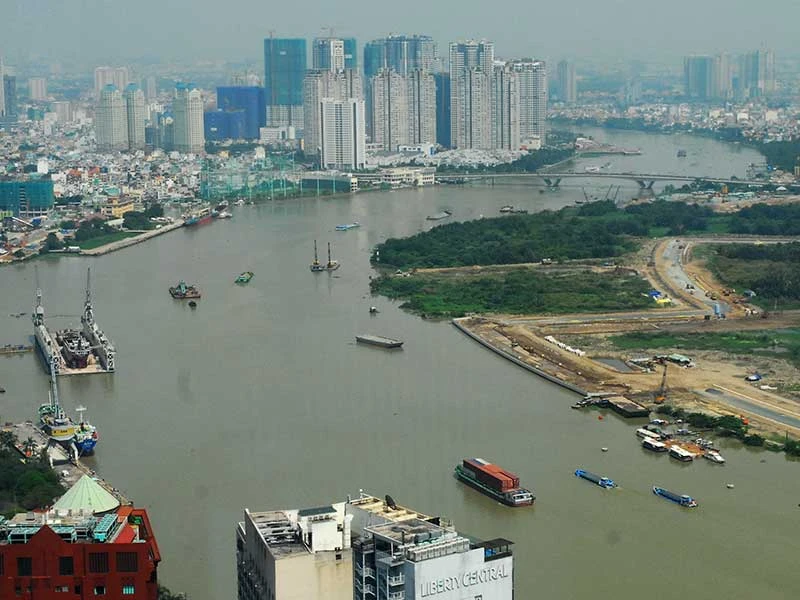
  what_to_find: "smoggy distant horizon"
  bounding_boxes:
[3,0,799,67]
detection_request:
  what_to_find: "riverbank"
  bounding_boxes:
[79,221,185,256]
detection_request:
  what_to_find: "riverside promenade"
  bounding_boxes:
[80,221,184,256]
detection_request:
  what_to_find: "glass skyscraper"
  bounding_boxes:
[263,38,306,127]
[216,86,266,139]
[363,35,437,78]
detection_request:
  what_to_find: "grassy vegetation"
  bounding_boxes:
[75,231,140,250]
[611,330,800,366]
[371,268,655,317]
[705,242,800,310]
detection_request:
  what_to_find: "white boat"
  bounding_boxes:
[642,437,668,452]
[703,450,726,464]
[669,445,696,462]
[584,166,601,173]
[216,211,232,219]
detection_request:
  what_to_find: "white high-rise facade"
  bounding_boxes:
[320,98,366,170]
[303,70,363,156]
[407,70,437,146]
[449,40,494,149]
[491,63,520,150]
[371,69,437,150]
[95,85,129,152]
[28,77,47,101]
[124,84,146,151]
[370,69,409,151]
[513,60,547,140]
[173,84,205,153]
[94,66,129,95]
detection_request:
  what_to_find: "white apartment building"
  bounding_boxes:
[320,98,366,170]
[491,63,520,150]
[95,85,128,152]
[94,66,129,95]
[450,40,494,149]
[303,70,364,156]
[173,84,205,153]
[513,60,547,139]
[124,84,146,151]
[370,69,436,151]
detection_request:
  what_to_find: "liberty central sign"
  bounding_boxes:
[419,562,510,597]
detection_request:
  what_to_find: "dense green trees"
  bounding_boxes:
[709,242,800,304]
[756,140,800,171]
[72,220,114,242]
[0,430,65,517]
[373,200,718,269]
[371,269,652,317]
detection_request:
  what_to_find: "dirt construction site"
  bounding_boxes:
[455,236,800,439]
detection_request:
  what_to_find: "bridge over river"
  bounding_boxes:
[437,171,778,189]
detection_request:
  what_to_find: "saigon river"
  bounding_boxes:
[1,129,798,600]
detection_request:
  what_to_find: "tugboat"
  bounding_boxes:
[677,149,687,158]
[454,458,534,507]
[325,242,340,271]
[39,368,98,458]
[653,486,698,508]
[310,241,326,272]
[169,280,201,299]
[574,469,616,489]
[235,271,254,284]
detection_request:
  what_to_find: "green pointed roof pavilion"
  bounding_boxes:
[52,475,120,515]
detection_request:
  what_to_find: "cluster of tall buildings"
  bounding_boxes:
[259,35,549,167]
[684,49,775,100]
[95,84,145,152]
[236,492,515,600]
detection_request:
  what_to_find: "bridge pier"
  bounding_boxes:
[542,178,561,188]
[635,180,655,189]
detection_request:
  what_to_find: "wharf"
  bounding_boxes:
[3,421,131,505]
[80,221,184,256]
[597,395,650,418]
[59,363,112,376]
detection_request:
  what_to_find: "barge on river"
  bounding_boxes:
[653,486,698,508]
[574,469,616,489]
[355,335,403,349]
[455,458,534,507]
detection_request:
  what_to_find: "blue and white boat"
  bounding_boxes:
[575,469,616,489]
[335,222,360,231]
[653,486,697,508]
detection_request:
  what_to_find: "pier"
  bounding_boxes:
[79,220,184,256]
[3,420,130,504]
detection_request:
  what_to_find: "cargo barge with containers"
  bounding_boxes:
[454,458,535,507]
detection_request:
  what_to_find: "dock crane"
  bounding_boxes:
[655,361,668,404]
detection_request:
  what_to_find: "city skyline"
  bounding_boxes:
[2,0,798,65]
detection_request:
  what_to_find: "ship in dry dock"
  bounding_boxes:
[33,268,116,376]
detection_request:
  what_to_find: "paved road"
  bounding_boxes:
[697,388,800,432]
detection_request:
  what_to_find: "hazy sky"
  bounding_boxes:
[3,0,799,66]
